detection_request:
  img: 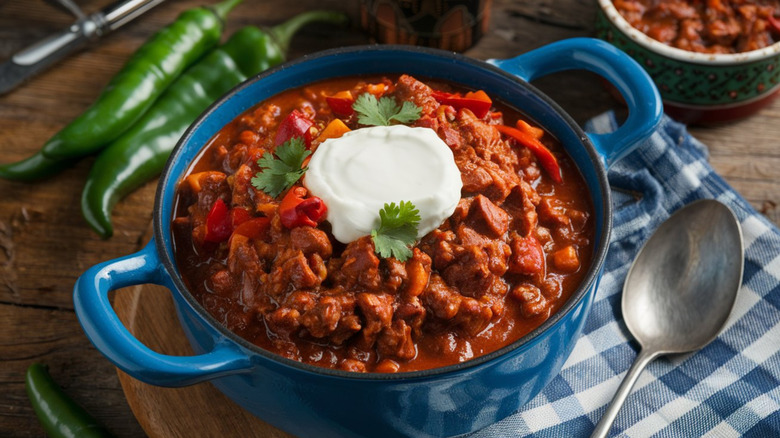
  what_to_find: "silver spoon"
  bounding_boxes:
[591,199,744,438]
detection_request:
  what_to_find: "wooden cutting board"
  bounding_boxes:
[113,283,294,438]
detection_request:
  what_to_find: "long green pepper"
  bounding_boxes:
[25,363,114,438]
[81,11,349,238]
[0,0,242,181]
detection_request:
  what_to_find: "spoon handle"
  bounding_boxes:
[590,348,659,438]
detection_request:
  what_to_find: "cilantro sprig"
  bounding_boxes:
[251,137,311,197]
[371,201,421,262]
[352,93,421,127]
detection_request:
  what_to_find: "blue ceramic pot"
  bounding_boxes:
[74,38,661,438]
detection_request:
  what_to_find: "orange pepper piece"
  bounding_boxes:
[315,119,351,143]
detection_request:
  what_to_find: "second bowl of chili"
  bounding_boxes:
[74,39,662,438]
[596,0,780,124]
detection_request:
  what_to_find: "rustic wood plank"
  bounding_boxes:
[0,303,145,437]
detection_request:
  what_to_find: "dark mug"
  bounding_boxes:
[360,0,492,52]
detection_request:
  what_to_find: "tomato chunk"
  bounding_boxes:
[274,109,315,148]
[205,199,232,243]
[325,90,355,116]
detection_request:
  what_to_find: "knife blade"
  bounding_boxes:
[0,0,165,95]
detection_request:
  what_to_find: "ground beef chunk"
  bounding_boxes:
[456,225,510,277]
[225,235,267,307]
[454,110,520,202]
[290,226,333,258]
[382,258,407,292]
[442,246,492,297]
[468,195,509,237]
[455,296,493,336]
[208,268,233,298]
[266,307,302,337]
[357,292,394,344]
[538,197,571,227]
[300,294,360,342]
[394,74,439,115]
[395,296,426,334]
[263,249,321,300]
[422,274,462,320]
[511,284,550,318]
[329,237,381,291]
[377,319,416,360]
[504,180,540,237]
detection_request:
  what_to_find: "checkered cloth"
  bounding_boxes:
[471,112,780,437]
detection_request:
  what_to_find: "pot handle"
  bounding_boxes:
[73,240,252,387]
[489,37,662,168]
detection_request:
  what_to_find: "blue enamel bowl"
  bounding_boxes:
[74,39,661,438]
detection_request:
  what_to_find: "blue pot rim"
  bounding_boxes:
[152,44,612,381]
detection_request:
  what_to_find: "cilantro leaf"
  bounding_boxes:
[390,101,423,124]
[371,201,421,262]
[352,93,421,127]
[251,137,311,197]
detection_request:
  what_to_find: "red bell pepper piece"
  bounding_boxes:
[274,109,315,148]
[229,217,271,246]
[431,90,493,118]
[495,124,562,184]
[326,90,355,116]
[229,207,251,228]
[279,186,327,229]
[205,199,232,243]
[205,203,258,243]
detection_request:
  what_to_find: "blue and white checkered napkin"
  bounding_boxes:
[473,112,780,437]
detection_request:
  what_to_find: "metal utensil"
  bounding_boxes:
[591,199,744,438]
[44,0,87,20]
[0,0,165,95]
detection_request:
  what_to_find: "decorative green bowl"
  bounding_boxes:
[595,0,780,124]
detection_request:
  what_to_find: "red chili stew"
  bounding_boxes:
[614,0,780,53]
[171,74,594,373]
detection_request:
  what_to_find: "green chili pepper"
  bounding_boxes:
[81,11,349,238]
[0,0,242,181]
[0,152,77,182]
[25,363,114,438]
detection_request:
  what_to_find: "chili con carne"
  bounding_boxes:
[171,74,595,373]
[613,0,780,54]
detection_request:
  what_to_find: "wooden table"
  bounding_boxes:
[1,0,778,436]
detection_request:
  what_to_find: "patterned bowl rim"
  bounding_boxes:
[598,0,780,65]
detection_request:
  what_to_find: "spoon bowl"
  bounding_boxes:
[592,199,744,438]
[623,199,744,353]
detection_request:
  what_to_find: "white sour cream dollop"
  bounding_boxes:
[304,125,462,244]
